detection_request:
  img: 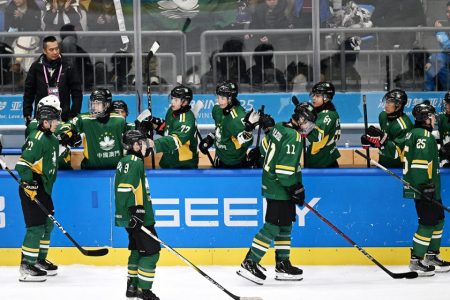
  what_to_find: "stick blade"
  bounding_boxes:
[291,95,299,106]
[149,41,160,55]
[239,297,264,300]
[391,271,418,279]
[81,247,109,257]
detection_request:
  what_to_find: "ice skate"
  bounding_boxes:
[424,251,450,273]
[36,259,58,276]
[275,260,303,281]
[236,259,266,285]
[409,255,435,277]
[137,289,159,300]
[126,278,138,299]
[19,263,47,282]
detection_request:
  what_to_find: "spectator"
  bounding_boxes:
[246,43,286,91]
[43,0,82,32]
[23,35,82,123]
[424,1,450,91]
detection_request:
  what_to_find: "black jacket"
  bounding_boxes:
[23,54,82,121]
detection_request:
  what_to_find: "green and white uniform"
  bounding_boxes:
[212,104,252,167]
[26,120,73,170]
[247,122,303,263]
[15,129,59,265]
[71,112,126,169]
[305,108,341,168]
[153,108,198,169]
[378,111,413,168]
[438,113,450,167]
[403,127,443,258]
[114,154,159,290]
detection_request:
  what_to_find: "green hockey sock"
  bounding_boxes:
[275,225,292,261]
[128,250,139,285]
[428,219,444,252]
[38,219,54,260]
[137,253,160,290]
[22,225,45,265]
[248,222,280,263]
[412,224,434,258]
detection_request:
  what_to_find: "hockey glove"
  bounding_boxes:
[360,135,371,149]
[22,180,39,201]
[243,109,260,132]
[259,113,275,134]
[135,118,154,138]
[128,205,145,229]
[199,132,215,154]
[419,183,435,202]
[247,147,262,168]
[366,126,388,148]
[59,130,81,147]
[150,117,166,135]
[288,183,305,206]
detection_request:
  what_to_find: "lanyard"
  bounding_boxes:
[43,64,62,88]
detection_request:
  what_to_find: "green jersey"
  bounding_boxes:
[378,112,413,168]
[212,104,252,166]
[305,109,341,168]
[71,113,126,169]
[261,123,303,200]
[438,113,450,167]
[15,130,59,195]
[403,128,441,200]
[154,108,198,169]
[25,120,72,169]
[114,154,155,227]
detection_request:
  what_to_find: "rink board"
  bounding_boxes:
[0,169,449,265]
[0,91,446,126]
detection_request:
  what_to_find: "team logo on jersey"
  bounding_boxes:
[99,133,115,151]
[157,0,199,19]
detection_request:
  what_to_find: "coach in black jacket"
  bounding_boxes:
[23,35,82,123]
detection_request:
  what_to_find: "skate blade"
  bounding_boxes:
[19,274,47,282]
[236,269,265,285]
[45,270,57,276]
[275,273,303,281]
[435,266,450,273]
[415,270,435,277]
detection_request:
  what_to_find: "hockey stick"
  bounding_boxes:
[146,41,160,169]
[192,100,214,167]
[362,94,371,168]
[182,18,192,33]
[0,160,108,257]
[302,202,418,279]
[355,150,450,213]
[140,226,262,300]
[250,105,264,169]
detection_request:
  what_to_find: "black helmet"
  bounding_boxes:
[310,81,335,101]
[412,102,436,123]
[36,105,61,122]
[89,88,113,118]
[382,89,408,111]
[293,102,317,135]
[112,100,128,117]
[216,80,238,99]
[442,91,450,113]
[122,130,151,157]
[171,85,193,103]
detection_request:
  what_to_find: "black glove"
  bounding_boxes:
[150,117,166,135]
[243,109,260,132]
[360,135,371,149]
[24,115,32,126]
[22,180,39,201]
[419,183,435,202]
[199,132,215,154]
[128,205,145,229]
[442,143,450,160]
[361,126,388,148]
[288,183,305,206]
[259,113,275,134]
[247,147,262,168]
[59,130,81,147]
[135,118,154,138]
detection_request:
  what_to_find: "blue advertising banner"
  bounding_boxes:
[0,92,446,126]
[0,169,449,249]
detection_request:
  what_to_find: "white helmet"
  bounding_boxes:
[38,95,61,112]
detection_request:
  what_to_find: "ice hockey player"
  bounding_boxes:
[70,88,127,169]
[114,130,160,300]
[112,100,137,131]
[404,102,450,276]
[15,104,61,282]
[438,92,450,167]
[361,89,413,168]
[237,101,317,284]
[147,85,198,168]
[304,81,341,168]
[199,80,259,168]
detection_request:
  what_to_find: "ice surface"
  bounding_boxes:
[0,265,448,300]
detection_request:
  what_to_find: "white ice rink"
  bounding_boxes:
[0,265,448,300]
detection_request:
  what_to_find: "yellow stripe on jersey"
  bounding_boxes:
[31,158,43,175]
[412,160,428,165]
[83,136,89,159]
[35,131,43,140]
[18,158,33,168]
[311,131,330,155]
[296,131,301,142]
[231,135,241,149]
[397,117,407,130]
[275,165,295,171]
[262,137,269,152]
[230,109,237,119]
[428,161,433,180]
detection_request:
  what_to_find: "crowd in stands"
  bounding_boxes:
[0,0,448,93]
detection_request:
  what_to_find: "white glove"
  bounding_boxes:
[244,109,260,132]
